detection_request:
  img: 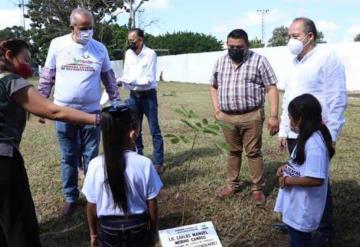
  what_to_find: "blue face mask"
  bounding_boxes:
[78,29,93,45]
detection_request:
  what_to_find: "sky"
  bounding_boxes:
[1,0,360,44]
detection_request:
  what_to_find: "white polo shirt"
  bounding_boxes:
[82,151,163,216]
[279,46,347,141]
[274,131,329,232]
[120,45,158,91]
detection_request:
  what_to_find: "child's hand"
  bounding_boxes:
[276,165,286,177]
[278,176,288,188]
[90,234,100,247]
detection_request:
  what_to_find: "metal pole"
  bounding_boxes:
[257,9,269,46]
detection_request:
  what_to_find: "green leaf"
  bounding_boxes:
[215,120,234,130]
[164,133,179,138]
[202,127,218,135]
[196,122,202,128]
[202,118,209,125]
[170,137,180,144]
[179,135,190,144]
[175,108,187,117]
[188,110,199,118]
[181,119,199,130]
[207,124,220,131]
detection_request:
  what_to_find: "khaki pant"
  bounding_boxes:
[218,108,265,192]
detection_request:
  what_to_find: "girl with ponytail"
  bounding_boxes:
[82,102,163,247]
[274,93,334,246]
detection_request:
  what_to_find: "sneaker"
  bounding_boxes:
[62,202,77,217]
[217,186,240,199]
[252,190,266,206]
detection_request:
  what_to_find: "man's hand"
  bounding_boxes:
[213,109,221,120]
[279,137,287,151]
[267,116,279,136]
[38,117,46,124]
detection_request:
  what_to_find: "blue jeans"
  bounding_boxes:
[56,121,100,203]
[129,89,164,166]
[99,215,150,247]
[287,225,313,247]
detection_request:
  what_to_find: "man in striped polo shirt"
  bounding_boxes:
[210,29,279,205]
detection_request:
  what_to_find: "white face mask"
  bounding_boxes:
[287,38,304,55]
[287,35,311,55]
[78,29,93,45]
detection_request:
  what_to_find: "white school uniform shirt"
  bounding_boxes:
[274,131,330,232]
[44,34,112,112]
[279,46,347,141]
[82,151,163,216]
[120,45,158,91]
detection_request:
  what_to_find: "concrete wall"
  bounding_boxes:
[111,42,360,91]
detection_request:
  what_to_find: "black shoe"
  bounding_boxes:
[273,222,288,233]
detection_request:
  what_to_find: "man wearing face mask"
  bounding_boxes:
[277,17,347,245]
[38,7,120,216]
[210,29,279,205]
[117,28,164,174]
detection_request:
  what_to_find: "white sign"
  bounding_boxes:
[159,221,222,247]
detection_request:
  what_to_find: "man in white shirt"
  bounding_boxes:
[118,28,164,174]
[38,8,120,216]
[278,17,347,245]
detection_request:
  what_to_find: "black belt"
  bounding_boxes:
[130,89,156,97]
[223,107,261,115]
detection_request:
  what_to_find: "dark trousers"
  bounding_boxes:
[0,150,41,247]
[287,225,313,247]
[99,215,151,247]
[129,89,164,166]
[287,138,334,237]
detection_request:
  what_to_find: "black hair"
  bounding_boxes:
[129,28,144,39]
[0,38,29,72]
[293,17,318,41]
[227,29,249,45]
[288,94,334,164]
[101,106,138,214]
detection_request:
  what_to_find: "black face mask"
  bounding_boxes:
[128,42,137,51]
[228,48,245,62]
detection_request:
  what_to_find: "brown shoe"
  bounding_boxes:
[62,202,77,217]
[217,186,240,198]
[154,165,165,175]
[252,190,266,206]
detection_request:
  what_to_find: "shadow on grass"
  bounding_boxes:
[164,147,221,169]
[39,204,89,247]
[331,180,360,247]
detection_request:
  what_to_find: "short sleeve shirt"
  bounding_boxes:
[274,131,330,232]
[0,73,31,156]
[82,151,163,216]
[210,50,278,113]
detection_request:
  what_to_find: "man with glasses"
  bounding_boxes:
[117,28,164,174]
[38,7,120,216]
[210,29,279,205]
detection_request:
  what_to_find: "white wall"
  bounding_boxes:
[112,42,360,91]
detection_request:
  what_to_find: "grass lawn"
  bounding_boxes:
[22,80,360,247]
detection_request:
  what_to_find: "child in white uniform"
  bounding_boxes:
[274,94,335,247]
[82,102,163,247]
